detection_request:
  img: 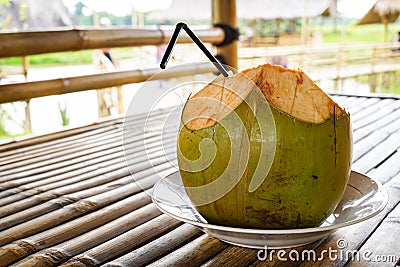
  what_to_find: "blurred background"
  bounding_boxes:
[0,0,399,140]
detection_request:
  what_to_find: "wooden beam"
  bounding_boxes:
[0,63,215,104]
[212,0,238,69]
[0,28,224,58]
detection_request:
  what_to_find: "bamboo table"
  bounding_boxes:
[0,94,399,267]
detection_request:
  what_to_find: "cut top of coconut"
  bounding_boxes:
[182,64,347,130]
[182,72,255,130]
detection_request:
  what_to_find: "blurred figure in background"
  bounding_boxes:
[156,24,167,65]
[100,17,113,63]
[392,31,400,52]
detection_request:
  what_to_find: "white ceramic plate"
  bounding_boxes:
[152,171,388,249]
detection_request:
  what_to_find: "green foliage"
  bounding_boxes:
[18,2,28,21]
[58,102,69,127]
[0,0,10,29]
[74,2,93,26]
[1,50,93,66]
[320,23,399,43]
[0,106,10,137]
[376,71,400,94]
[29,51,93,65]
[0,0,9,7]
[0,104,30,139]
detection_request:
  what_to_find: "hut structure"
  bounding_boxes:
[357,0,400,41]
[148,0,330,21]
[148,0,331,46]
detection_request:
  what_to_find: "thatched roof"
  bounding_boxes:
[237,0,330,20]
[374,0,400,14]
[147,0,210,21]
[0,0,76,31]
[148,0,331,21]
[357,0,400,24]
[321,0,338,18]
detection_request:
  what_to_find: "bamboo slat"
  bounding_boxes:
[0,133,174,196]
[343,97,380,116]
[202,246,259,267]
[0,124,174,183]
[0,131,175,186]
[147,235,229,267]
[0,107,171,154]
[12,204,161,267]
[0,184,155,247]
[0,191,154,266]
[0,166,174,230]
[0,150,176,217]
[0,62,216,104]
[0,132,174,193]
[61,214,182,267]
[353,109,400,143]
[347,201,400,266]
[368,151,400,184]
[103,224,203,267]
[0,123,173,180]
[0,117,123,153]
[0,28,224,58]
[352,100,400,130]
[353,132,400,174]
[350,98,395,123]
[0,109,175,164]
[0,127,122,166]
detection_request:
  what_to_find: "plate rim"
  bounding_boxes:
[152,170,388,235]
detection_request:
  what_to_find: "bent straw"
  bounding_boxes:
[160,22,230,77]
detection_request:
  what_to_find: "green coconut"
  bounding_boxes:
[177,63,352,229]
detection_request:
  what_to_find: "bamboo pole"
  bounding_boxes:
[117,86,124,114]
[0,62,215,104]
[212,0,238,69]
[0,28,224,58]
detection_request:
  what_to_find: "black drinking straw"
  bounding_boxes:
[160,22,230,77]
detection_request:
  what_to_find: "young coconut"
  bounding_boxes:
[177,63,352,229]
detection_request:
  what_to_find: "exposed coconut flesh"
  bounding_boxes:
[182,63,347,130]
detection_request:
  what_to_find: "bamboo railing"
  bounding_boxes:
[0,62,215,104]
[0,23,229,138]
[239,42,400,80]
[0,26,225,106]
[0,28,224,58]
